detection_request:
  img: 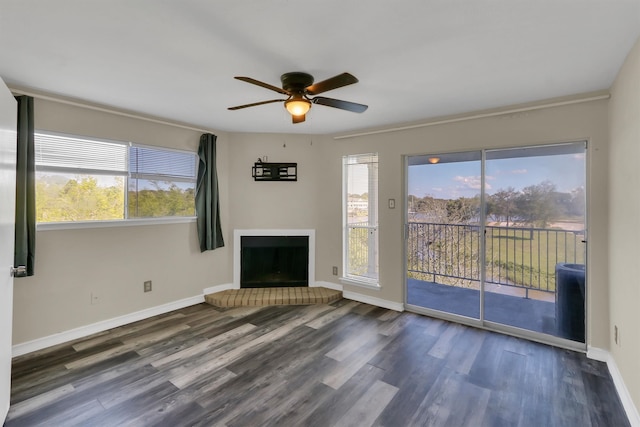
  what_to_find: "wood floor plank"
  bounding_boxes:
[305,363,388,427]
[325,319,382,362]
[335,379,399,426]
[5,301,630,427]
[71,313,188,352]
[10,351,141,405]
[150,322,256,369]
[321,334,393,390]
[427,321,466,359]
[80,382,180,427]
[32,398,105,427]
[5,383,75,420]
[406,367,490,426]
[443,326,487,375]
[64,324,191,370]
[305,300,360,329]
[481,349,527,426]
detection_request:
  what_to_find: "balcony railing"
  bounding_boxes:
[346,223,378,281]
[406,222,585,296]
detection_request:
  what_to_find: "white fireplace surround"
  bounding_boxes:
[233,229,316,289]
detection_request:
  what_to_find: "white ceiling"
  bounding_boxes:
[1,1,638,135]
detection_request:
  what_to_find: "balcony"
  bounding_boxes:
[405,222,585,338]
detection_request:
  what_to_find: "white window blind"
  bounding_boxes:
[35,132,127,174]
[129,145,197,182]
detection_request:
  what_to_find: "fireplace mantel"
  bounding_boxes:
[233,229,315,289]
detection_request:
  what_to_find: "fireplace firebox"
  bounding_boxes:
[240,235,309,288]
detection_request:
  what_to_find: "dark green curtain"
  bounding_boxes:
[195,133,224,252]
[14,96,36,276]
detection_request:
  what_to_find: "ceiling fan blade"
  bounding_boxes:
[234,76,290,95]
[228,99,284,110]
[311,96,368,113]
[292,114,306,124]
[305,73,359,95]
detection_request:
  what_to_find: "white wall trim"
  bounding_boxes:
[12,294,204,358]
[312,280,344,291]
[9,85,218,135]
[587,347,640,426]
[586,346,608,362]
[333,93,610,140]
[342,290,404,312]
[233,229,316,289]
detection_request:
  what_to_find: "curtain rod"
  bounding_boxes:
[9,86,217,135]
[333,93,610,140]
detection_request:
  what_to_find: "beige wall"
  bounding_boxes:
[609,36,640,413]
[12,99,232,344]
[227,133,326,231]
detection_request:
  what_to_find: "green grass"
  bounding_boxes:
[485,228,584,292]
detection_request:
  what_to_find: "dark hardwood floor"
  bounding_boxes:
[5,300,630,426]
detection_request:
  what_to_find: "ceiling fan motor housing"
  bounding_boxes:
[281,72,314,93]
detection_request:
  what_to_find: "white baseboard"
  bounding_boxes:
[202,283,235,295]
[586,346,608,362]
[312,280,344,291]
[587,347,640,427]
[12,294,205,358]
[342,290,404,312]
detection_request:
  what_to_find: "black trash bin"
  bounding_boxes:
[555,263,585,342]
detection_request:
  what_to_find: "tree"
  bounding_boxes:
[446,197,478,223]
[515,180,558,228]
[488,187,518,226]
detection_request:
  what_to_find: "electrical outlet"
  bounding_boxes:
[90,292,99,305]
[144,280,152,293]
[332,266,338,276]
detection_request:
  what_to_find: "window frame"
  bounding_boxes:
[34,130,198,230]
[341,152,380,289]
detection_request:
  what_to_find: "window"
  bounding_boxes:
[343,153,379,285]
[35,131,197,223]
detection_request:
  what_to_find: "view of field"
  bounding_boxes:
[348,177,587,293]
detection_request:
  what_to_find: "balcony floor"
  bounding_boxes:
[407,278,559,336]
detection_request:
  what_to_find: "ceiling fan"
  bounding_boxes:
[228,72,368,123]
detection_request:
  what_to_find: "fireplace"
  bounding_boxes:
[241,236,308,288]
[234,229,315,289]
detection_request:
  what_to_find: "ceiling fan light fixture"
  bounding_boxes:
[285,98,311,116]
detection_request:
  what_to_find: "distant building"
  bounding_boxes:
[348,196,368,212]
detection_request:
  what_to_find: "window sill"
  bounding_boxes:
[339,276,381,290]
[37,216,197,231]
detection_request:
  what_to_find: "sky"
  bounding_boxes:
[408,152,586,200]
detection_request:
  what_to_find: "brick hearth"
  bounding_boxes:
[204,286,342,308]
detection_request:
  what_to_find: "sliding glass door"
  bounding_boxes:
[406,142,587,344]
[406,151,482,320]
